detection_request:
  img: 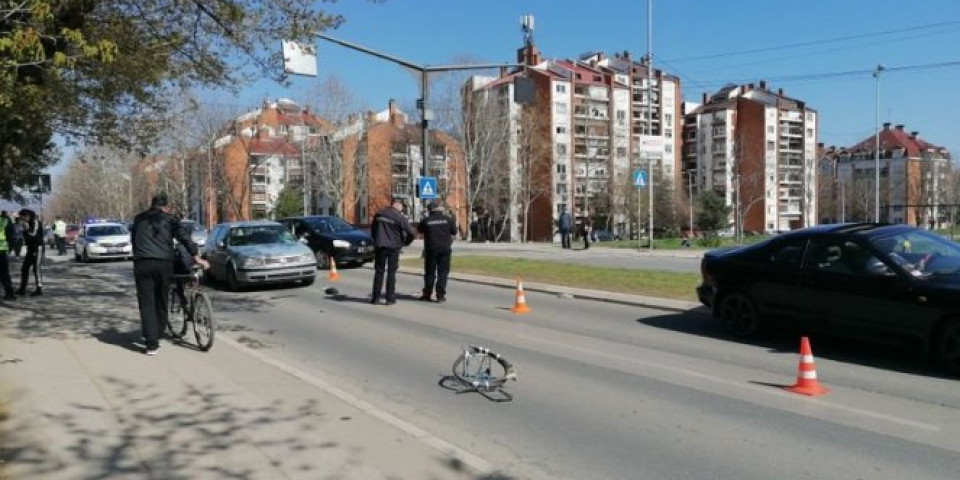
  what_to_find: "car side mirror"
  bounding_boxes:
[217,240,225,249]
[865,261,895,277]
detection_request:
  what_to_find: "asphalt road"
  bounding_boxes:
[81,260,960,480]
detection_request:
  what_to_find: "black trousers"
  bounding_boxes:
[371,247,400,301]
[0,252,13,295]
[423,249,451,298]
[134,259,173,350]
[20,244,43,291]
[55,235,66,255]
[560,230,571,249]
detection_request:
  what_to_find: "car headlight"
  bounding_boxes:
[300,253,314,263]
[242,257,265,268]
[332,239,351,248]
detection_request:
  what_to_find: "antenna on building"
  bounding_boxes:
[521,15,535,47]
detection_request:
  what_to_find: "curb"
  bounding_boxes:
[395,266,708,315]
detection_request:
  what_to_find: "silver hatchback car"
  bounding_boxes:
[204,220,316,291]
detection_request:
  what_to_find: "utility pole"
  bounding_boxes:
[873,64,884,223]
[646,0,654,250]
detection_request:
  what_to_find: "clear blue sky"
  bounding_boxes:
[228,0,960,156]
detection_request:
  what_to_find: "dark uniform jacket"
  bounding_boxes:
[418,211,456,253]
[131,208,197,261]
[21,218,43,247]
[371,207,416,249]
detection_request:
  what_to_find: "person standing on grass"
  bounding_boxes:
[418,201,457,303]
[17,209,43,296]
[581,216,592,250]
[558,209,572,249]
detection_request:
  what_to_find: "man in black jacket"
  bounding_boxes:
[131,194,208,355]
[369,197,416,305]
[418,201,457,303]
[17,209,43,296]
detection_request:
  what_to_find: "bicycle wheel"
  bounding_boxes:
[191,291,215,351]
[167,287,187,339]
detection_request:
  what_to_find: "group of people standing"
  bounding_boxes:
[1,209,46,301]
[369,198,457,305]
[558,210,594,250]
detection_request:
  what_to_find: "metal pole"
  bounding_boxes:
[646,0,654,250]
[420,72,430,220]
[874,64,884,223]
[302,139,309,215]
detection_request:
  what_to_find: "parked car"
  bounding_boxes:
[592,229,622,242]
[74,222,133,262]
[179,219,208,252]
[203,220,316,291]
[277,215,375,269]
[697,223,960,375]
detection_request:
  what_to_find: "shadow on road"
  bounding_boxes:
[637,310,956,379]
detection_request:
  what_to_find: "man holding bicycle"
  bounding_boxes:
[131,194,208,355]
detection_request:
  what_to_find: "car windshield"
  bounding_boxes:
[228,226,296,246]
[87,225,127,236]
[306,216,354,233]
[869,230,960,277]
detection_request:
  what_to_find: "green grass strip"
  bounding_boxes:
[401,254,700,301]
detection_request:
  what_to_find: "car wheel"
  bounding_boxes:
[301,276,315,287]
[226,265,241,292]
[718,292,762,337]
[82,248,90,263]
[75,250,81,262]
[315,251,330,270]
[937,318,960,376]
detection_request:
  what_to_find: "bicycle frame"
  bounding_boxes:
[440,345,517,402]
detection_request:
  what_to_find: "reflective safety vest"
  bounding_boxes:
[0,217,8,252]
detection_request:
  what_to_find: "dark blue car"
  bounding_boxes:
[278,215,375,269]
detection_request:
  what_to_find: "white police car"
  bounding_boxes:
[74,221,133,262]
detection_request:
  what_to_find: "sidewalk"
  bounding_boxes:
[0,256,499,480]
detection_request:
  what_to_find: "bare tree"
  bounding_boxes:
[515,105,553,242]
[729,137,765,243]
[48,146,138,221]
[459,88,512,241]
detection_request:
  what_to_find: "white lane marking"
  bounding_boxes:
[525,335,940,432]
[217,336,495,475]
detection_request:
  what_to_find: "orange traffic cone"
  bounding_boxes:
[327,256,340,282]
[510,277,531,314]
[785,336,829,396]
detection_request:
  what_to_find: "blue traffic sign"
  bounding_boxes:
[418,177,438,199]
[633,169,647,188]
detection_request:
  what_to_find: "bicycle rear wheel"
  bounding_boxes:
[167,288,187,339]
[191,292,215,351]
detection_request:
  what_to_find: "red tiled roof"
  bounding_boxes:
[556,60,607,85]
[248,138,300,156]
[848,127,947,158]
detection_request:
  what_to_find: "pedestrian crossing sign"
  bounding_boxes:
[418,177,438,199]
[633,169,647,188]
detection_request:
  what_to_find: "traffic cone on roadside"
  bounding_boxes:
[785,336,829,396]
[328,256,340,282]
[510,277,531,314]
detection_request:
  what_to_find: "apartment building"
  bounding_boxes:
[463,39,682,242]
[819,123,953,226]
[683,82,819,233]
[335,101,467,231]
[211,98,330,225]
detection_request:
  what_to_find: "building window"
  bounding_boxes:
[617,147,627,158]
[768,126,775,134]
[556,84,567,93]
[767,141,775,151]
[555,102,568,114]
[557,144,567,156]
[664,113,673,124]
[806,128,813,137]
[665,144,673,153]
[557,164,567,174]
[556,126,567,134]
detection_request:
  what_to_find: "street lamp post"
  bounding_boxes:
[646,0,654,250]
[873,64,884,223]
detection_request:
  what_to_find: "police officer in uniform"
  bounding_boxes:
[370,197,416,305]
[0,211,16,301]
[418,201,457,303]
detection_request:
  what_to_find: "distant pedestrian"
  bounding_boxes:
[17,209,43,296]
[369,197,416,305]
[52,216,67,255]
[558,210,572,249]
[418,201,457,303]
[581,217,592,250]
[0,211,16,301]
[131,193,208,355]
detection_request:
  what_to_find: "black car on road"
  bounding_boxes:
[697,223,960,375]
[278,215,375,269]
